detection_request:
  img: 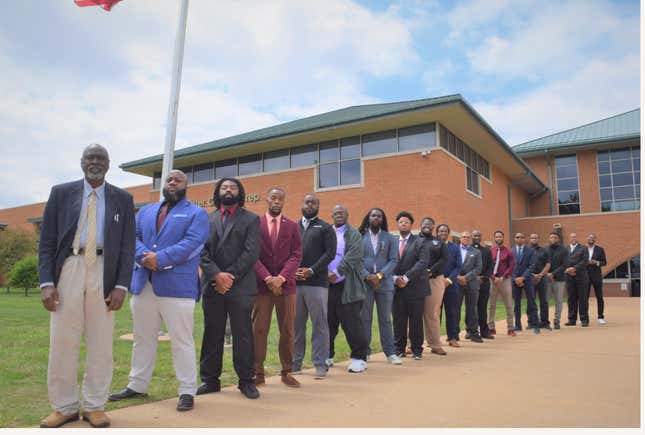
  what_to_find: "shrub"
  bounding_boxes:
[0,228,38,278]
[8,256,39,295]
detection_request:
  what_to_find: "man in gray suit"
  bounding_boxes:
[357,208,400,365]
[38,144,135,428]
[456,231,483,343]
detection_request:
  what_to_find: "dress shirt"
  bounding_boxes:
[266,212,282,236]
[78,179,105,249]
[393,234,411,283]
[328,224,346,283]
[460,244,469,263]
[570,243,578,253]
[588,246,594,260]
[301,215,314,231]
[221,203,238,223]
[490,245,514,279]
[369,229,381,272]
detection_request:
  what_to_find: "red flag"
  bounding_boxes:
[74,0,123,11]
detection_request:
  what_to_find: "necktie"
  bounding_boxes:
[84,191,97,266]
[399,238,406,257]
[493,248,501,276]
[157,203,168,233]
[223,209,230,227]
[269,217,278,245]
[518,246,523,261]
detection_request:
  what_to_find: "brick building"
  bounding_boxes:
[0,95,640,295]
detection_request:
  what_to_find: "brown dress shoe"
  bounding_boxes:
[507,329,517,336]
[489,328,497,335]
[40,411,79,428]
[255,374,266,386]
[448,339,460,348]
[431,347,447,356]
[281,373,301,388]
[82,410,111,428]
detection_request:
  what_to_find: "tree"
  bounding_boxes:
[8,256,39,296]
[0,228,38,282]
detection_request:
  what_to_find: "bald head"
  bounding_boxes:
[162,169,188,204]
[332,204,349,227]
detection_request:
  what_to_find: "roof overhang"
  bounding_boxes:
[516,136,640,158]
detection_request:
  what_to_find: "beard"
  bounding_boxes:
[162,187,187,204]
[221,193,238,206]
[302,208,318,219]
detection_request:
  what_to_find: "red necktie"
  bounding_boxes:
[269,217,278,246]
[399,238,406,257]
[157,203,168,233]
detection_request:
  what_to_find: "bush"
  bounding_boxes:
[0,228,38,279]
[8,256,39,295]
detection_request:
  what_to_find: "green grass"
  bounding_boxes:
[0,289,550,427]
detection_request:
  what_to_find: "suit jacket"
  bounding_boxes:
[442,241,462,285]
[335,225,368,304]
[253,214,302,295]
[392,234,429,299]
[200,207,260,297]
[361,230,398,292]
[586,245,607,281]
[473,243,493,279]
[297,216,336,288]
[38,179,135,299]
[458,245,482,283]
[130,199,209,300]
[548,244,568,281]
[422,235,447,279]
[511,245,537,285]
[566,243,589,280]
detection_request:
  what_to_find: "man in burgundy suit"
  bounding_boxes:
[252,187,303,387]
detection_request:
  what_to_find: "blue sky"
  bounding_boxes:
[0,0,640,208]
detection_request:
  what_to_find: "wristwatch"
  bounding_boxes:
[376,272,383,280]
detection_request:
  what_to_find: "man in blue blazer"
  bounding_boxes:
[511,233,539,334]
[357,208,400,365]
[109,170,209,411]
[437,224,462,347]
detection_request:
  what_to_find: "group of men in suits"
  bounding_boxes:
[37,144,608,428]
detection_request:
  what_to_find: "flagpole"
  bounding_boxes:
[160,0,189,200]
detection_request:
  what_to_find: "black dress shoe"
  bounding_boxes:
[196,382,221,395]
[470,334,484,343]
[564,321,576,326]
[176,394,194,411]
[481,333,495,340]
[108,387,147,401]
[581,321,589,327]
[238,382,260,399]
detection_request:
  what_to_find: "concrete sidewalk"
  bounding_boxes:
[68,298,640,428]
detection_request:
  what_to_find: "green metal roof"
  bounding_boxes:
[513,109,640,154]
[121,94,463,169]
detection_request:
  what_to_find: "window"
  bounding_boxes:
[290,144,317,167]
[437,123,490,180]
[604,255,640,279]
[398,123,436,151]
[215,159,237,179]
[466,167,480,195]
[597,146,640,212]
[193,163,213,183]
[362,130,396,157]
[555,154,580,215]
[317,138,361,188]
[263,149,290,172]
[179,167,193,184]
[238,154,261,176]
[152,171,162,190]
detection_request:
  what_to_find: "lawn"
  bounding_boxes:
[0,289,548,427]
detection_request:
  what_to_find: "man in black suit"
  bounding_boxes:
[38,144,135,428]
[471,230,494,339]
[565,233,590,327]
[586,234,607,324]
[198,178,261,399]
[392,211,429,360]
[529,233,551,330]
[456,231,483,343]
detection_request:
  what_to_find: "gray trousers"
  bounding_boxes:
[294,285,329,369]
[360,288,395,357]
[547,280,566,323]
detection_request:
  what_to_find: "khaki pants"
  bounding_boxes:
[488,277,513,331]
[47,255,114,415]
[253,292,296,375]
[423,275,445,348]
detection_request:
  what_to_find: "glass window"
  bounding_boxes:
[611,159,631,173]
[630,256,640,279]
[556,155,577,166]
[263,149,290,172]
[613,186,635,200]
[153,172,162,190]
[556,165,578,179]
[320,140,339,163]
[179,166,193,184]
[597,146,640,212]
[612,172,633,186]
[600,188,613,201]
[340,136,360,160]
[557,178,579,191]
[291,144,317,167]
[215,159,237,179]
[340,160,361,185]
[193,163,213,183]
[555,154,580,215]
[439,125,448,150]
[597,150,609,162]
[238,154,261,176]
[362,130,396,156]
[319,162,338,188]
[447,132,456,154]
[599,174,612,188]
[610,148,631,160]
[398,123,436,151]
[466,167,480,195]
[557,190,579,203]
[558,203,580,214]
[598,161,610,174]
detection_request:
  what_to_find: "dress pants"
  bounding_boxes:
[252,291,296,376]
[442,282,460,341]
[512,280,539,328]
[393,291,424,355]
[566,274,590,323]
[361,288,395,357]
[327,282,367,361]
[488,277,514,331]
[587,276,605,319]
[47,255,114,415]
[423,275,445,348]
[477,277,491,336]
[535,276,549,326]
[293,285,329,370]
[128,281,197,396]
[547,280,565,324]
[457,281,480,335]
[200,291,255,387]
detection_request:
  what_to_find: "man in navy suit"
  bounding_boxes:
[511,233,540,334]
[437,224,462,348]
[586,234,607,324]
[358,208,401,364]
[109,170,209,411]
[38,144,135,428]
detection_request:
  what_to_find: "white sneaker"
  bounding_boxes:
[348,359,367,373]
[324,358,334,368]
[599,318,606,325]
[387,354,403,365]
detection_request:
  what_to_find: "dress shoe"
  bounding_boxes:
[470,334,484,343]
[108,386,147,401]
[507,329,517,336]
[281,373,301,388]
[489,328,496,335]
[481,333,495,340]
[565,321,576,326]
[413,353,422,360]
[513,325,522,331]
[40,411,79,428]
[465,333,471,340]
[238,382,260,399]
[448,339,460,347]
[431,347,447,355]
[581,321,589,327]
[196,382,221,395]
[176,394,194,411]
[254,374,266,386]
[397,352,407,358]
[82,410,111,428]
[554,321,561,330]
[542,324,552,331]
[533,327,541,334]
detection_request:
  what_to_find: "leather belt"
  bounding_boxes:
[70,248,104,256]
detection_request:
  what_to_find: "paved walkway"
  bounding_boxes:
[67,298,640,428]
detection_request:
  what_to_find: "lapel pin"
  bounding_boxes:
[114,213,119,223]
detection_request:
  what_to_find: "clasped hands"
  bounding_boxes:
[212,272,235,294]
[264,275,285,296]
[513,276,525,287]
[141,251,158,271]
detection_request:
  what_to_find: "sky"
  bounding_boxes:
[0,0,640,209]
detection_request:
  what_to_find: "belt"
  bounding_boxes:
[70,248,104,256]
